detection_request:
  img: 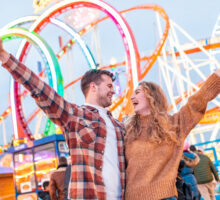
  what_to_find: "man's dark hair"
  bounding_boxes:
[43,181,49,190]
[58,156,68,166]
[189,145,197,152]
[81,69,115,97]
[197,149,203,153]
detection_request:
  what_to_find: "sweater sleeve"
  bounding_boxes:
[174,73,220,138]
[2,54,78,127]
[209,159,219,181]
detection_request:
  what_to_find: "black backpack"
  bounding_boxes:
[176,160,193,200]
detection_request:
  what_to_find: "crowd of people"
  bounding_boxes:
[178,144,219,200]
[1,36,220,200]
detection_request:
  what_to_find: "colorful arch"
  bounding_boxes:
[2,16,97,69]
[0,27,64,140]
[53,4,170,119]
[2,16,97,138]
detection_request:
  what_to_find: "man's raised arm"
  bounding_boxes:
[0,38,76,127]
[0,38,10,64]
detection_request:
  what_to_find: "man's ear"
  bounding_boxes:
[89,82,97,92]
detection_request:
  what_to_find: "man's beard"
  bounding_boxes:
[98,93,112,108]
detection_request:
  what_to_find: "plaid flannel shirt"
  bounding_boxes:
[3,54,126,199]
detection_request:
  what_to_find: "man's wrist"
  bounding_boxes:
[0,51,10,65]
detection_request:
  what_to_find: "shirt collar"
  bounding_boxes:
[84,103,109,115]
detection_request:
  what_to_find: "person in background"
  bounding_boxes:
[39,181,50,200]
[190,145,219,200]
[124,67,220,199]
[181,142,200,200]
[49,157,68,200]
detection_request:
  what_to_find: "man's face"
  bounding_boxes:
[45,186,49,192]
[95,74,115,108]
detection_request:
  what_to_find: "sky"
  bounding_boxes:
[0,0,220,146]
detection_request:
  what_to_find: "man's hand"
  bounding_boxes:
[0,38,10,64]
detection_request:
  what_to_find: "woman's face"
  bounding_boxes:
[131,85,151,115]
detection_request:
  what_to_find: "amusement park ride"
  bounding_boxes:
[1,0,220,199]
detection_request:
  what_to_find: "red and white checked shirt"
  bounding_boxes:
[3,54,126,199]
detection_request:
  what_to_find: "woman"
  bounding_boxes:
[125,70,220,200]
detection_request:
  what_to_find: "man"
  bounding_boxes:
[50,157,68,200]
[190,145,219,200]
[0,39,125,199]
[39,181,50,200]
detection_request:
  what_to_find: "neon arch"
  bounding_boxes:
[57,4,169,81]
[0,27,64,140]
[2,16,97,69]
[2,16,97,138]
[52,4,170,119]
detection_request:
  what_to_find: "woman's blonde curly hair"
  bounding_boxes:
[125,81,179,145]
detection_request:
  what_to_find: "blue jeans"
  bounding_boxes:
[162,197,177,200]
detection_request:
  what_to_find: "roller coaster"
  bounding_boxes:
[0,0,220,158]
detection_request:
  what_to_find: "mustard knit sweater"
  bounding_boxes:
[125,73,220,200]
